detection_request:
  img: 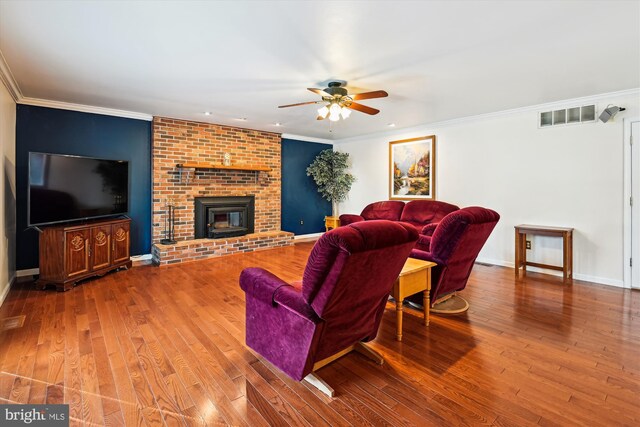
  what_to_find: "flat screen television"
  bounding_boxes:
[28,152,129,226]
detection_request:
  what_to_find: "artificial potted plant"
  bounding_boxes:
[306,149,355,217]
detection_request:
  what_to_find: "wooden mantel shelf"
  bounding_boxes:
[176,162,271,172]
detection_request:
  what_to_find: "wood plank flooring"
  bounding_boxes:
[1,242,639,426]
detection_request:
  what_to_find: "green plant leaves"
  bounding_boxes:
[306,149,355,203]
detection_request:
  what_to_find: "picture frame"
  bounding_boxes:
[389,135,436,200]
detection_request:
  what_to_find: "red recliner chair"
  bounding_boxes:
[240,220,418,396]
[409,206,500,313]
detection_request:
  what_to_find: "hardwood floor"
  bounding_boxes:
[1,242,639,426]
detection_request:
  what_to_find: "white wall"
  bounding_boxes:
[0,80,16,305]
[335,91,640,287]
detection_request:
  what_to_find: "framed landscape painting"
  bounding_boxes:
[389,135,436,200]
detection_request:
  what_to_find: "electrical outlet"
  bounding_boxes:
[526,240,531,250]
[300,220,304,225]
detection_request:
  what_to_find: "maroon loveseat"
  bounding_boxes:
[339,200,460,238]
[240,220,418,388]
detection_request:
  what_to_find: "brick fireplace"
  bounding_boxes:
[151,117,292,265]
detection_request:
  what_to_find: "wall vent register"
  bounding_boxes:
[539,104,596,128]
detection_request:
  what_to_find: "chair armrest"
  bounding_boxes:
[240,268,320,322]
[240,267,290,303]
[274,285,320,322]
[339,214,364,226]
[410,248,445,266]
[421,223,438,236]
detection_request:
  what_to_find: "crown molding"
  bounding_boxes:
[281,133,334,144]
[0,50,22,102]
[0,47,152,120]
[18,97,153,121]
[335,88,640,144]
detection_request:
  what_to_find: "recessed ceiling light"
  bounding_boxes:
[388,123,396,127]
[236,117,247,121]
[204,111,211,116]
[274,122,282,127]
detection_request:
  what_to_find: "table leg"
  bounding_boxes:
[521,232,527,277]
[395,299,403,342]
[562,232,568,281]
[423,290,430,326]
[568,231,573,279]
[515,230,521,278]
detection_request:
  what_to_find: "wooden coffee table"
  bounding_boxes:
[391,258,437,341]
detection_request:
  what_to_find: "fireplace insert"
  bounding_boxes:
[194,196,255,239]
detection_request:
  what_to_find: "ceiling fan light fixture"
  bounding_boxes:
[317,105,329,118]
[278,81,388,123]
[328,102,342,121]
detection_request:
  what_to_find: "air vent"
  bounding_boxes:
[539,105,596,128]
[1,316,26,331]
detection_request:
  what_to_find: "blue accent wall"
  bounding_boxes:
[281,138,332,235]
[16,105,152,270]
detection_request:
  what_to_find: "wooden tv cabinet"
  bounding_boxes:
[36,217,132,291]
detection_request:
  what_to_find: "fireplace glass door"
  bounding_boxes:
[207,208,247,238]
[194,195,255,239]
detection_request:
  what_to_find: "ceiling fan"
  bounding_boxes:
[278,81,388,121]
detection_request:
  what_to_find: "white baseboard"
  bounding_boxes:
[0,273,16,307]
[294,233,323,242]
[475,257,513,268]
[571,274,624,288]
[17,268,39,277]
[130,254,152,261]
[474,257,624,288]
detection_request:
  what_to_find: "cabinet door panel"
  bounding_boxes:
[64,229,90,278]
[112,223,130,263]
[91,225,112,270]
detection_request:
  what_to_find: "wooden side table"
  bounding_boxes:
[390,258,437,341]
[324,216,340,231]
[514,224,573,281]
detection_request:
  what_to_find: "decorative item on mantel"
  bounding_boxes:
[223,152,232,166]
[307,149,355,230]
[160,197,177,245]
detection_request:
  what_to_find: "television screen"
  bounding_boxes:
[28,152,129,226]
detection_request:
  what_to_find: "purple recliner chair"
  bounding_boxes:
[240,220,418,396]
[409,206,500,313]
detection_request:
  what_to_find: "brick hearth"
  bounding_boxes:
[152,231,292,266]
[151,117,293,265]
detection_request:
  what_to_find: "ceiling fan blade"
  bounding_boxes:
[278,101,321,108]
[308,87,332,97]
[348,102,380,115]
[351,90,389,101]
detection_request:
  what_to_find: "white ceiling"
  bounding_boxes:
[1,1,639,140]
